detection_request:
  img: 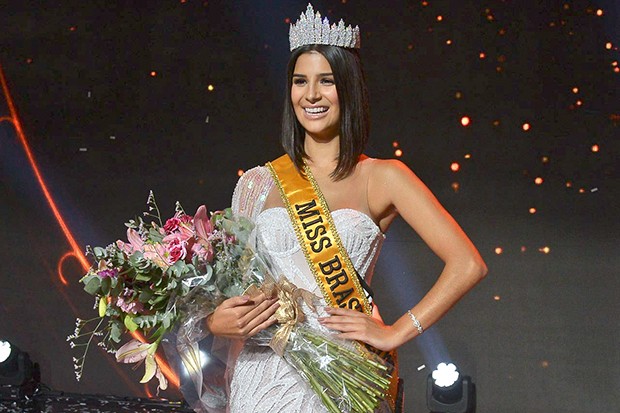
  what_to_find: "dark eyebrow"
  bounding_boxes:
[292,73,334,77]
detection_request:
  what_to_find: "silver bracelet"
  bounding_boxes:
[407,310,424,335]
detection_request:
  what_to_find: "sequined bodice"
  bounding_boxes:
[228,166,385,413]
[255,207,384,294]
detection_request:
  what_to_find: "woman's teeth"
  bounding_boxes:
[304,107,328,114]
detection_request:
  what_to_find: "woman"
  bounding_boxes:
[205,4,487,412]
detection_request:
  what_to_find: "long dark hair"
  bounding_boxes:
[281,44,370,180]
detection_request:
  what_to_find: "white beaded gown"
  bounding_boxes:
[228,165,386,413]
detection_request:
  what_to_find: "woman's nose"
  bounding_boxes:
[305,83,320,102]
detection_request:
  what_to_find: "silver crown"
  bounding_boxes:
[289,4,361,51]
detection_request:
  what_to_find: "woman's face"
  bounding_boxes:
[291,51,340,140]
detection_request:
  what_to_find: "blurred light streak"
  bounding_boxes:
[57,251,80,285]
[0,64,89,271]
[0,64,180,391]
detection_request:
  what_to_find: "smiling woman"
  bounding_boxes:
[291,52,341,142]
[199,4,487,413]
[282,43,370,181]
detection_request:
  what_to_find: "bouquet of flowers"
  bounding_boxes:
[69,192,393,413]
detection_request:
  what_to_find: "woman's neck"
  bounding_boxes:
[303,133,339,170]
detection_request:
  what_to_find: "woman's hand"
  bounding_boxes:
[206,293,279,339]
[318,307,401,352]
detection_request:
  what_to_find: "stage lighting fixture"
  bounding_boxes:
[427,362,476,413]
[0,340,34,386]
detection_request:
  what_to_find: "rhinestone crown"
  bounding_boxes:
[289,4,361,51]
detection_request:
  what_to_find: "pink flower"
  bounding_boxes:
[117,228,144,254]
[163,217,181,234]
[116,291,144,315]
[191,242,214,262]
[163,234,189,263]
[193,205,213,241]
[97,268,118,278]
[142,243,169,268]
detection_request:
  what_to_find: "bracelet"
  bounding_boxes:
[407,310,424,335]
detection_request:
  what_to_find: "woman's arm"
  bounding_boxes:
[206,165,280,339]
[320,159,487,351]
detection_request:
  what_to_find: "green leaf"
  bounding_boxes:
[98,297,107,317]
[84,277,102,295]
[149,294,168,310]
[100,276,111,295]
[140,354,157,383]
[148,227,164,243]
[111,321,122,343]
[139,289,154,303]
[135,273,152,282]
[111,278,124,296]
[124,315,139,332]
[93,247,107,258]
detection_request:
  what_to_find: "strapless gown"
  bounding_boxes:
[228,166,385,413]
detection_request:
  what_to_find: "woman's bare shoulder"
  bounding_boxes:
[364,157,417,182]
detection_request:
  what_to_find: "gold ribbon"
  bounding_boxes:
[244,277,317,356]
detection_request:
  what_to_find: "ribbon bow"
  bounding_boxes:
[244,277,317,356]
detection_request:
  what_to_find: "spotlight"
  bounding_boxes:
[0,340,34,386]
[427,362,476,413]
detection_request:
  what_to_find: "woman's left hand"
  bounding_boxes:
[318,307,400,351]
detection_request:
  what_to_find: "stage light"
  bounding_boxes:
[427,362,476,413]
[0,340,34,386]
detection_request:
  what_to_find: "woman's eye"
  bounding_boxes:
[293,78,306,85]
[321,78,335,85]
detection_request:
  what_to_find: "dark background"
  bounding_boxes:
[1,1,618,412]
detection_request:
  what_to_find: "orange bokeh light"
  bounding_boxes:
[150,71,157,77]
[591,144,599,152]
[479,52,486,59]
[522,123,531,131]
[461,116,471,126]
[495,247,503,255]
[237,169,244,176]
[529,208,537,214]
[572,87,579,93]
[394,149,403,157]
[534,177,544,185]
[450,162,460,172]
